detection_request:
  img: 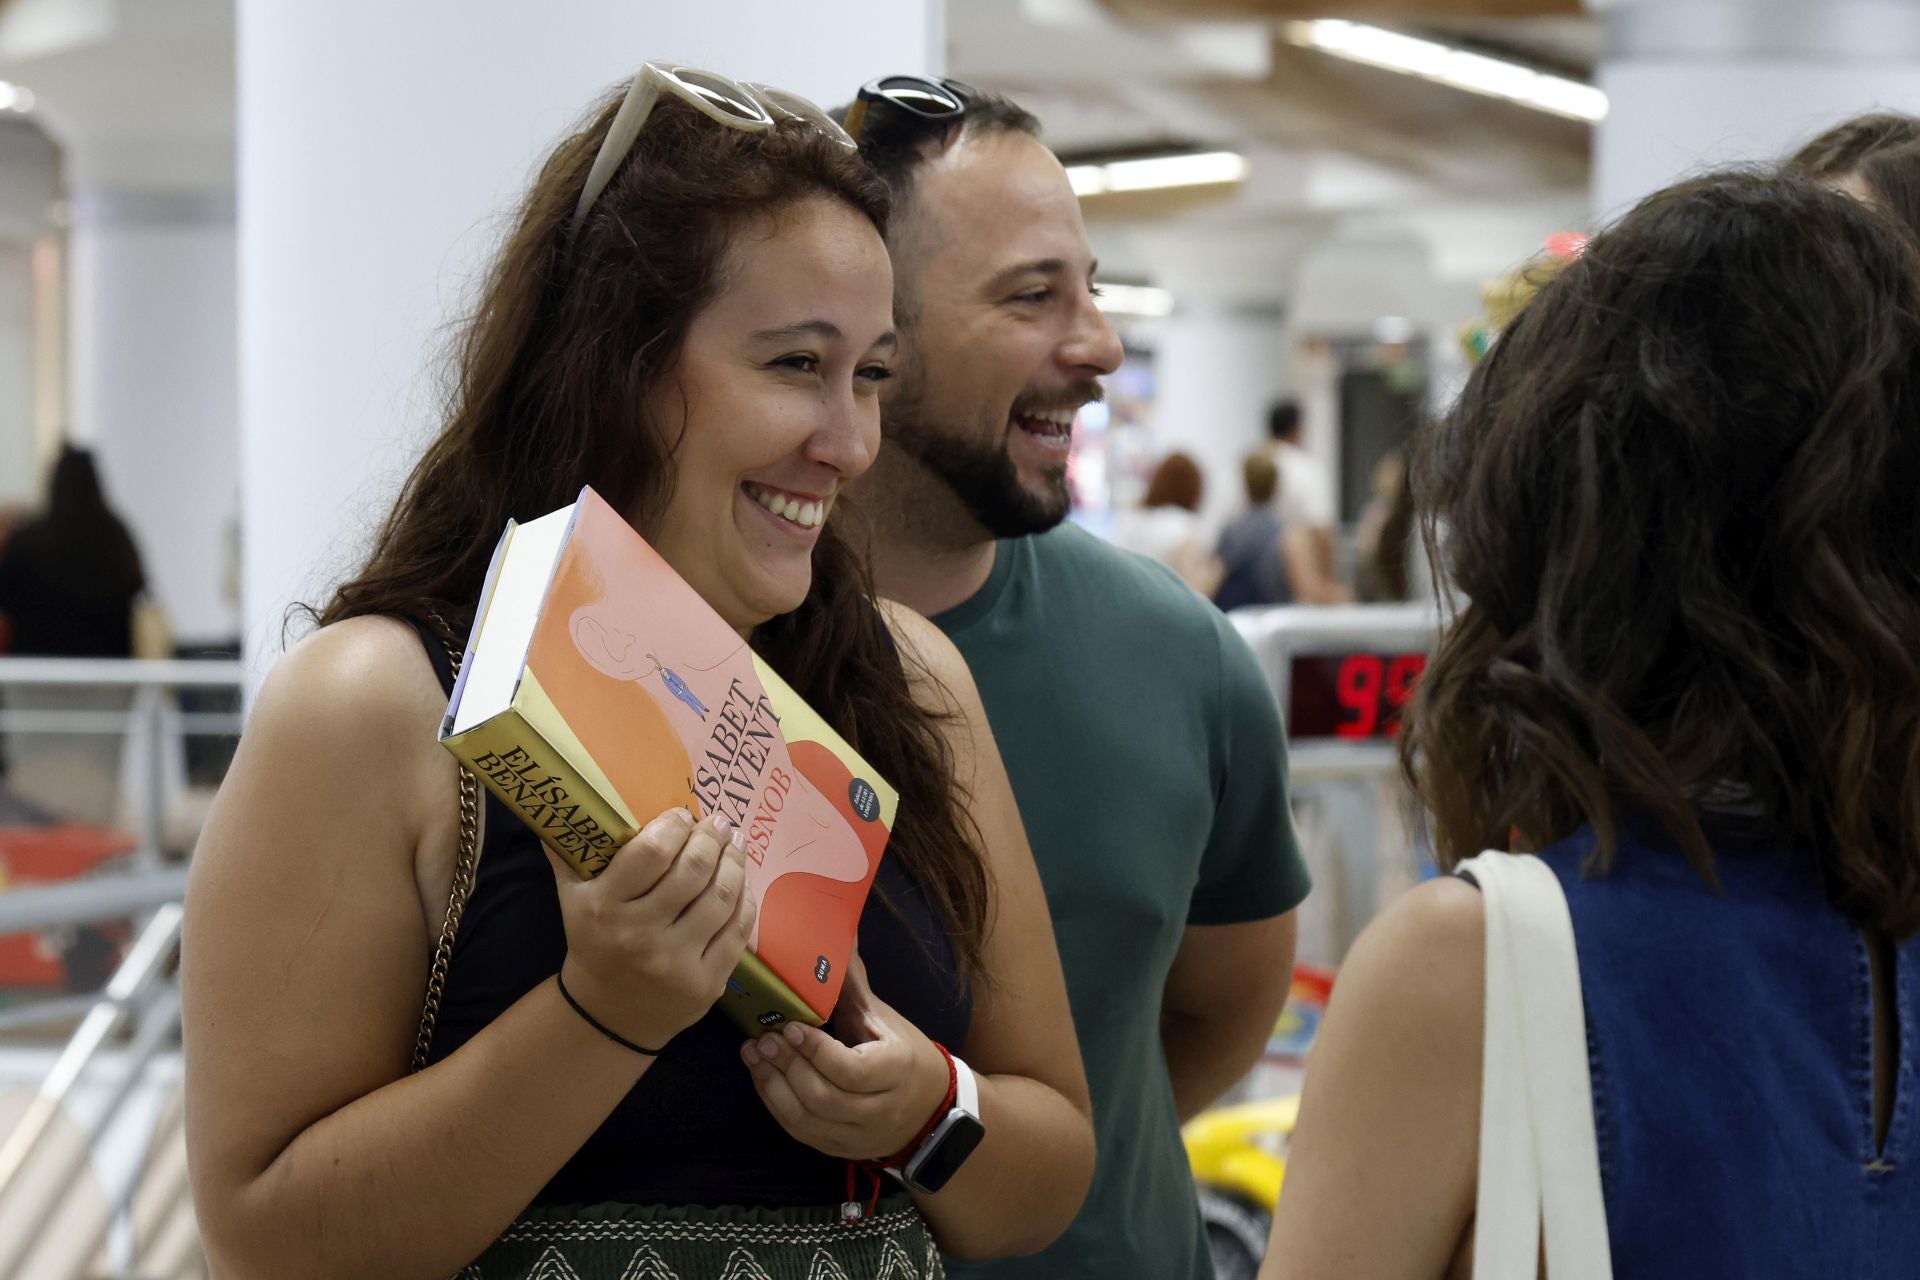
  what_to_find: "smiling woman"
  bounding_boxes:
[180,67,1092,1280]
[650,210,896,627]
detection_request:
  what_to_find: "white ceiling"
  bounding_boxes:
[949,0,1595,303]
[0,0,1598,303]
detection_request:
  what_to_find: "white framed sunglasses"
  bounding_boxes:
[572,62,857,233]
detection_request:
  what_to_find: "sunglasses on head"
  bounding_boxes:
[572,62,856,234]
[842,74,978,147]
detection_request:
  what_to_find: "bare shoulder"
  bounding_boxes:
[204,615,451,865]
[1323,875,1486,1072]
[875,597,978,720]
[253,615,446,736]
[1264,876,1485,1278]
[1350,874,1485,976]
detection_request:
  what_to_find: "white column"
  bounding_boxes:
[65,144,238,645]
[239,0,942,684]
[1115,224,1313,531]
[1150,301,1292,533]
[0,118,57,509]
[1593,0,1920,217]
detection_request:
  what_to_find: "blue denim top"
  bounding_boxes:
[1533,824,1920,1277]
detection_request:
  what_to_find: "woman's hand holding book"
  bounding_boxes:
[551,807,757,1053]
[739,952,952,1163]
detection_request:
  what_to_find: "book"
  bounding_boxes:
[440,484,896,1036]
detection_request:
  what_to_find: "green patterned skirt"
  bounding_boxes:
[457,1198,946,1279]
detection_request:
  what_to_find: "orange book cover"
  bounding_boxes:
[441,485,896,1032]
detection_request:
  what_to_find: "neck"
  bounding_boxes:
[853,441,1000,618]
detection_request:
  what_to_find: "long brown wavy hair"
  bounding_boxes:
[313,87,990,978]
[1859,139,1920,245]
[1404,171,1920,939]
[1785,111,1920,181]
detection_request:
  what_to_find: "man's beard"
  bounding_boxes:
[884,378,1092,538]
[888,416,1069,538]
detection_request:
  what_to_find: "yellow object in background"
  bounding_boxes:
[1184,1095,1300,1280]
[1459,230,1590,366]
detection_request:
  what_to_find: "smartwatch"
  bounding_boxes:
[900,1053,986,1195]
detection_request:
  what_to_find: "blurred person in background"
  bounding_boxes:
[1785,110,1920,196]
[1211,451,1293,612]
[1110,450,1220,595]
[1353,448,1432,605]
[0,502,26,655]
[1264,399,1348,604]
[1352,450,1410,602]
[184,67,1093,1279]
[0,445,155,825]
[844,74,1309,1280]
[0,444,146,659]
[1262,172,1920,1278]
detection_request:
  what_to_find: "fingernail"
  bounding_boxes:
[730,829,746,852]
[758,1034,781,1058]
[740,1041,758,1065]
[783,1023,804,1046]
[670,807,694,825]
[713,813,733,833]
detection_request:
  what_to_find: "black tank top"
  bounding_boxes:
[407,617,972,1207]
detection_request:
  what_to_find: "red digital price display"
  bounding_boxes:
[1287,653,1427,741]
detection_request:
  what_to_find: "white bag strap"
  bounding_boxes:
[1461,851,1614,1280]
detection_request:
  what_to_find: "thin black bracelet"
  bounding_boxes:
[555,969,667,1056]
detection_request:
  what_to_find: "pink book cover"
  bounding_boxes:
[512,486,896,1023]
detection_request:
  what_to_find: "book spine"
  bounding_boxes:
[719,950,824,1033]
[443,711,632,879]
[445,709,820,1034]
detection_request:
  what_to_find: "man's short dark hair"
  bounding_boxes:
[835,81,1041,203]
[1785,112,1920,180]
[1266,399,1302,443]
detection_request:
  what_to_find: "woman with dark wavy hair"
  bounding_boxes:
[181,67,1091,1279]
[1261,171,1920,1277]
[1834,137,1920,252]
[1785,110,1920,194]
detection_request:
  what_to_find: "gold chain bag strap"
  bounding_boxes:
[413,615,481,1073]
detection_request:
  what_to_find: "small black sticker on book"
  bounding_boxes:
[815,956,831,983]
[849,778,880,822]
[757,1011,786,1027]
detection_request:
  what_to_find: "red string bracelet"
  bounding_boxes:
[876,1041,958,1170]
[841,1042,959,1220]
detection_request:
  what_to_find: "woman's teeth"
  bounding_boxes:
[745,484,827,530]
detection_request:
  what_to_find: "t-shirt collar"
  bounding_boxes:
[930,537,1021,635]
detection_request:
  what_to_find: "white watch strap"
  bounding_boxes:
[950,1051,979,1117]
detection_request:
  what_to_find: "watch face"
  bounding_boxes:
[905,1112,986,1195]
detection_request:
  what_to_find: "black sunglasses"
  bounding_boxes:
[843,74,977,146]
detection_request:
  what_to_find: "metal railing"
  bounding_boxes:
[1227,604,1442,961]
[0,657,244,869]
[0,656,240,1278]
[0,874,193,1278]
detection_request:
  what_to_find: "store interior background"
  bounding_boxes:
[1,1,1918,1274]
[0,0,1602,659]
[8,0,1909,658]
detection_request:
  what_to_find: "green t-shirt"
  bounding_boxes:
[937,524,1311,1279]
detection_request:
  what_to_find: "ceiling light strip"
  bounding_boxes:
[1287,19,1607,123]
[1066,150,1250,197]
